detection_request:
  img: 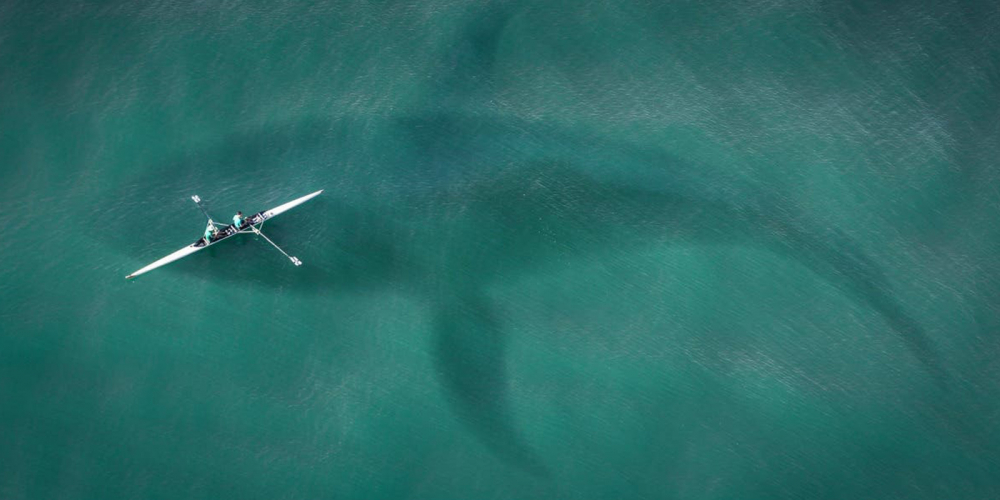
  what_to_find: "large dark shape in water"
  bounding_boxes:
[108,109,949,474]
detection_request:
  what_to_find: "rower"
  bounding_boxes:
[233,211,244,229]
[203,220,218,244]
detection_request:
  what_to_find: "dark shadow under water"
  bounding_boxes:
[106,109,952,475]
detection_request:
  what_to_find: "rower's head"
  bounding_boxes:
[237,211,243,215]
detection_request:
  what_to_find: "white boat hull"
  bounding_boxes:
[126,190,322,279]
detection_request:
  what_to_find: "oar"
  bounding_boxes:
[191,195,225,226]
[249,226,303,266]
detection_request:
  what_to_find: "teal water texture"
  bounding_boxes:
[2,0,1000,498]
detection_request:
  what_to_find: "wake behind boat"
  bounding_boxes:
[126,190,323,279]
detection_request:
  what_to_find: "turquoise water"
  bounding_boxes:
[2,1,1000,498]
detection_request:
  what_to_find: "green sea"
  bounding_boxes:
[2,0,999,498]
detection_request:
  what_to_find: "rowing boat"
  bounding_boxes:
[126,190,323,279]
